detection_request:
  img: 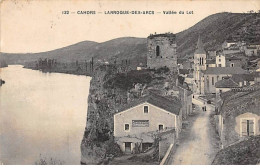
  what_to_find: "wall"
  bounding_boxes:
[203,74,231,94]
[158,129,176,159]
[235,112,260,137]
[226,59,243,68]
[114,102,177,140]
[216,55,226,67]
[221,112,260,147]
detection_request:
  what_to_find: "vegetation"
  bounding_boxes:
[35,154,64,165]
[104,70,152,90]
[212,135,260,165]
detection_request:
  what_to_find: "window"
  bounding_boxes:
[241,119,254,136]
[231,63,234,67]
[212,77,215,85]
[156,46,160,56]
[159,124,164,131]
[219,58,221,62]
[218,64,222,67]
[124,124,129,131]
[144,106,148,113]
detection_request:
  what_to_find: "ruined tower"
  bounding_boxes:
[147,33,177,70]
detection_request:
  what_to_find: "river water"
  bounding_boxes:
[0,65,91,165]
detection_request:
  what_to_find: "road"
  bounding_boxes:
[170,98,220,165]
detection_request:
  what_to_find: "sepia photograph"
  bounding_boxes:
[0,0,260,165]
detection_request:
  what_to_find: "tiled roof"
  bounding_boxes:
[215,78,240,88]
[206,59,216,64]
[115,93,182,115]
[179,69,190,75]
[220,83,260,116]
[203,67,248,75]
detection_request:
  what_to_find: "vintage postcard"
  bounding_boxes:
[0,0,260,165]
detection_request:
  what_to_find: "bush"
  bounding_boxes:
[104,70,152,90]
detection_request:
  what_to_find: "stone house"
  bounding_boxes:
[201,67,248,94]
[214,84,260,147]
[113,94,182,153]
[216,55,226,67]
[245,46,258,57]
[215,74,255,113]
[147,33,177,70]
[178,84,193,120]
[225,54,248,68]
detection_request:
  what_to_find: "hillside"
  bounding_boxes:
[0,37,147,66]
[1,12,260,65]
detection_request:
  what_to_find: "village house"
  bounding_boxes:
[225,54,248,68]
[222,40,239,49]
[216,54,226,67]
[206,59,216,68]
[215,74,255,94]
[215,74,255,112]
[201,67,248,94]
[178,84,193,120]
[245,46,258,57]
[113,94,182,153]
[214,83,260,147]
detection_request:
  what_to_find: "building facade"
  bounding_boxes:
[147,33,177,70]
[113,94,182,153]
[214,84,260,147]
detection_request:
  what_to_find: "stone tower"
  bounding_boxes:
[193,35,207,95]
[147,33,177,70]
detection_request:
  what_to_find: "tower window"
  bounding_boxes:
[156,46,160,57]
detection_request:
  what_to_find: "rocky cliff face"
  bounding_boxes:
[80,65,180,164]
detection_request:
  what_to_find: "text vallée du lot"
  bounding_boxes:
[62,10,194,15]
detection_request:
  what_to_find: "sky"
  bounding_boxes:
[0,0,260,53]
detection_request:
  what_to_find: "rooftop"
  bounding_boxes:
[215,78,240,88]
[115,93,182,115]
[206,59,216,64]
[219,83,260,116]
[203,67,248,75]
[212,135,260,165]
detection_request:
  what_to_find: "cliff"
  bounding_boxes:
[80,65,180,164]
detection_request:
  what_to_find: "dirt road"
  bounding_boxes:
[170,99,220,165]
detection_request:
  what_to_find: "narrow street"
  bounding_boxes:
[169,98,220,165]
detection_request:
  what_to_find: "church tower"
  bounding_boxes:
[193,35,207,94]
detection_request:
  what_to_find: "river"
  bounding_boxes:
[0,65,91,165]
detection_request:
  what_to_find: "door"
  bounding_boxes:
[125,142,131,154]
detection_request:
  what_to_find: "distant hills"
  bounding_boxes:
[1,12,259,66]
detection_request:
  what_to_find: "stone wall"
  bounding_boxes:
[158,129,176,160]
